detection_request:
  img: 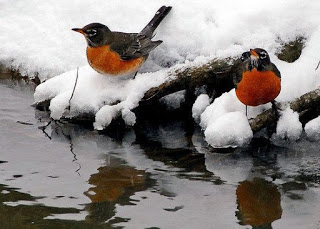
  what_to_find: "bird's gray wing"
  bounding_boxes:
[110,32,162,61]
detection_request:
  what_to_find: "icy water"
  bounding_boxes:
[0,80,320,229]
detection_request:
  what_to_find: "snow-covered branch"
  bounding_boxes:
[141,58,236,104]
[250,87,320,133]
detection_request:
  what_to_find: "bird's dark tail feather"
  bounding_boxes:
[140,6,172,38]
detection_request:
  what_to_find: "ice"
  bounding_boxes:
[274,107,302,141]
[304,116,320,140]
[204,111,253,148]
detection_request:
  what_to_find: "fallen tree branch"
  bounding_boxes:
[250,88,320,133]
[141,58,238,105]
[34,58,239,113]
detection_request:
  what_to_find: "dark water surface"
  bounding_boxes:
[0,80,320,229]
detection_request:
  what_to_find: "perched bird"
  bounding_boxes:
[234,48,281,116]
[72,6,172,77]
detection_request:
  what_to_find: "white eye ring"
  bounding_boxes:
[260,52,267,59]
[87,29,97,37]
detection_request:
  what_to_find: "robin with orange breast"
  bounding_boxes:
[234,48,281,116]
[72,6,172,77]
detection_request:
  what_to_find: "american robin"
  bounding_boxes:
[72,6,172,77]
[234,48,281,116]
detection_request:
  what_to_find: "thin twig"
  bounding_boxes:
[17,121,33,126]
[69,67,79,105]
[316,60,320,71]
[38,120,52,140]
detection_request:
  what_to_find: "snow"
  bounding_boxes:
[192,94,211,122]
[198,90,261,148]
[1,0,318,80]
[34,65,172,129]
[199,91,253,147]
[204,111,253,148]
[200,91,245,129]
[159,90,186,110]
[274,107,303,141]
[1,0,320,147]
[305,116,320,140]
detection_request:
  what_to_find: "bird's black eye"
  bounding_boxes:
[86,29,97,37]
[259,52,267,59]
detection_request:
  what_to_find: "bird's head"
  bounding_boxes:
[72,23,113,47]
[247,48,270,70]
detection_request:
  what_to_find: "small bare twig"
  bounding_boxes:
[69,67,79,105]
[17,121,33,126]
[38,120,52,140]
[315,60,320,71]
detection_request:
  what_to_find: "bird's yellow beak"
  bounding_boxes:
[72,28,85,35]
[250,49,259,58]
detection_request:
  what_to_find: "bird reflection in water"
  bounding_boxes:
[83,161,148,223]
[236,177,282,229]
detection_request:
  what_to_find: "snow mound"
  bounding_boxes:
[275,107,302,141]
[34,66,171,128]
[204,111,253,148]
[192,94,211,123]
[200,90,244,129]
[305,116,320,140]
[199,91,253,148]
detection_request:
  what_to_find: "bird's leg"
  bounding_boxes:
[246,106,255,121]
[246,105,254,120]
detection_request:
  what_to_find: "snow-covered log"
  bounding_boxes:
[33,58,238,117]
[250,87,320,133]
[141,58,236,104]
[33,57,320,139]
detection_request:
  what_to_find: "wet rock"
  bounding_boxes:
[296,173,320,184]
[281,181,307,192]
[276,37,305,63]
[287,192,303,200]
[163,205,184,212]
[0,63,40,85]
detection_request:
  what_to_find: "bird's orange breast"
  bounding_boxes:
[86,45,145,76]
[235,69,281,106]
